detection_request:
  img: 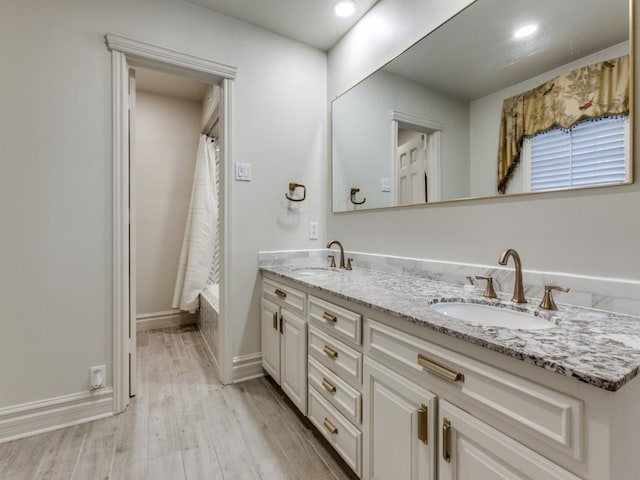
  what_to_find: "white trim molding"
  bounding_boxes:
[136,310,197,331]
[0,389,113,444]
[107,32,237,413]
[105,33,237,82]
[232,353,264,383]
[390,110,444,131]
[111,48,129,415]
[219,78,234,386]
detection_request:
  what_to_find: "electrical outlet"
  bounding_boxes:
[309,222,319,240]
[90,365,106,390]
[381,178,392,192]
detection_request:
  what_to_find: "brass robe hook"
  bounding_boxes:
[285,182,306,202]
[350,187,366,205]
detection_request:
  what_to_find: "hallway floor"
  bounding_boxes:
[0,325,356,479]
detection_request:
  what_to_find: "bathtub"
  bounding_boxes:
[199,283,220,366]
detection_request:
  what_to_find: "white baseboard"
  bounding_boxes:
[232,353,264,383]
[136,310,197,331]
[0,388,113,444]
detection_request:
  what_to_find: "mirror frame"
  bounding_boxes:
[331,0,635,214]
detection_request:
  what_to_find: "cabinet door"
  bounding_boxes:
[438,400,580,480]
[363,357,436,480]
[261,298,281,384]
[280,309,308,414]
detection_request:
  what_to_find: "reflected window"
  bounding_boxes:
[522,116,629,192]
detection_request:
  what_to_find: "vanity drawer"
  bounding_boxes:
[262,277,306,316]
[365,318,584,461]
[308,386,362,477]
[309,326,362,388]
[309,295,362,345]
[308,356,362,425]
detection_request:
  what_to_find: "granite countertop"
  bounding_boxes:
[260,264,640,392]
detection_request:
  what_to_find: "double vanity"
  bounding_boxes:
[260,247,640,480]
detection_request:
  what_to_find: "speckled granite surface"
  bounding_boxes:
[260,264,640,392]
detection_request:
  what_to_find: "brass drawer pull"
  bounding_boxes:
[323,417,338,434]
[323,345,338,358]
[272,311,278,330]
[322,311,337,323]
[322,378,337,393]
[274,289,287,299]
[417,354,464,383]
[417,404,428,444]
[442,418,451,463]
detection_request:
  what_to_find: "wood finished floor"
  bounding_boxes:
[0,325,357,480]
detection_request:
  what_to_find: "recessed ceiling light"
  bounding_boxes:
[333,0,356,18]
[513,24,538,39]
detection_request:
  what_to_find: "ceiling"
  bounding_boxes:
[135,67,209,101]
[383,0,629,101]
[186,0,379,50]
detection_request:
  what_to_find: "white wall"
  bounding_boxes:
[327,0,640,280]
[332,70,469,210]
[0,0,325,408]
[469,42,629,197]
[135,91,201,315]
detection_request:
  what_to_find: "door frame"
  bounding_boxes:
[106,33,237,413]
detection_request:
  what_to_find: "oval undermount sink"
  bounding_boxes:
[429,302,554,330]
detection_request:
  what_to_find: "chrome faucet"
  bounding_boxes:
[498,249,527,304]
[326,240,346,269]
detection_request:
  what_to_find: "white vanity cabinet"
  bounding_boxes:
[364,317,583,480]
[261,277,308,414]
[260,269,640,480]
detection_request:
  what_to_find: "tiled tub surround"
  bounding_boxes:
[199,284,220,366]
[259,259,640,392]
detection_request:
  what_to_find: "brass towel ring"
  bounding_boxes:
[286,182,306,202]
[350,187,366,205]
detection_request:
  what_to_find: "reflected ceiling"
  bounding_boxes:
[384,0,628,100]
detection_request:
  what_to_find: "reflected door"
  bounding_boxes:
[396,134,426,204]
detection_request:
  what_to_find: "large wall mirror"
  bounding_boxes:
[332,0,633,212]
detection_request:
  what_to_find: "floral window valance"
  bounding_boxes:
[497,54,629,194]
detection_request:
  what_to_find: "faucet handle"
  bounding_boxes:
[539,285,570,311]
[475,275,497,299]
[346,258,353,271]
[328,255,336,268]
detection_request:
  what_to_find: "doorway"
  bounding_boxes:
[395,128,441,204]
[106,33,236,413]
[132,66,221,399]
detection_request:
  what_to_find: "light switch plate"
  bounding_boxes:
[235,162,251,181]
[309,222,319,240]
[381,178,392,192]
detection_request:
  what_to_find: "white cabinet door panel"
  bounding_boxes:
[281,309,307,414]
[261,298,281,384]
[438,400,580,480]
[363,357,436,480]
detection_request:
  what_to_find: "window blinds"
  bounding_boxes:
[529,116,627,191]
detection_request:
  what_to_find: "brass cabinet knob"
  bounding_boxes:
[539,285,570,310]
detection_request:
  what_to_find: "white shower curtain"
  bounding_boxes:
[172,135,218,312]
